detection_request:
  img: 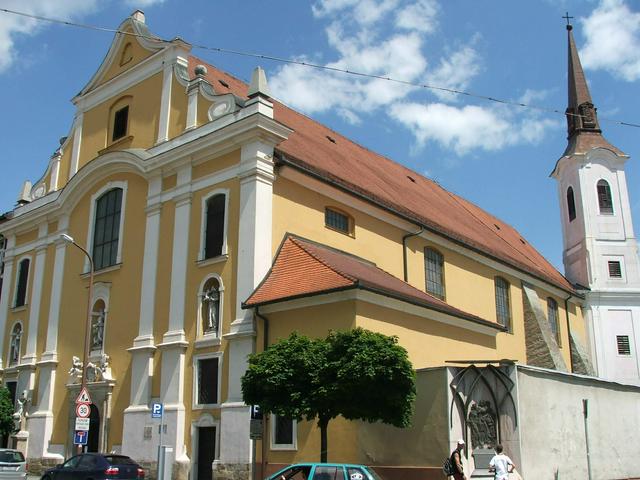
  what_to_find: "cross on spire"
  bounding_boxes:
[563,12,574,30]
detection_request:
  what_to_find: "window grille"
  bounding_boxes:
[197,357,219,405]
[92,188,123,270]
[547,297,560,345]
[494,277,511,329]
[608,261,622,278]
[424,247,445,300]
[597,180,613,214]
[617,335,631,355]
[325,208,350,234]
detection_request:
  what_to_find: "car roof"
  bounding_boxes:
[287,463,369,468]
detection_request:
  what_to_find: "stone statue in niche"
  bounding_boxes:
[468,400,497,449]
[91,310,105,350]
[202,285,220,334]
[9,327,21,366]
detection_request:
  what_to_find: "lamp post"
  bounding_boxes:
[60,233,94,454]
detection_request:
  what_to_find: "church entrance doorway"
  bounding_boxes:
[86,404,100,452]
[196,426,216,480]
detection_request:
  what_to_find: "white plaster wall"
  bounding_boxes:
[517,366,640,480]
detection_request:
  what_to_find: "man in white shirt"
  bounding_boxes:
[489,444,515,480]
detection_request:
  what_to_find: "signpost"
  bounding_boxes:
[152,403,165,480]
[76,387,92,405]
[74,431,88,446]
[75,417,90,431]
[76,403,90,418]
[75,388,92,452]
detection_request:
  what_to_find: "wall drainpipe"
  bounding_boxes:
[402,226,424,282]
[255,307,269,480]
[564,295,574,373]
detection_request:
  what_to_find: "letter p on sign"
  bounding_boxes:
[151,402,163,418]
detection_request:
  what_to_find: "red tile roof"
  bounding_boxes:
[188,56,575,293]
[244,235,502,330]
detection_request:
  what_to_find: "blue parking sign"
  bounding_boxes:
[151,402,163,418]
[74,430,88,445]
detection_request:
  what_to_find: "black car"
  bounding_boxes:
[41,454,145,480]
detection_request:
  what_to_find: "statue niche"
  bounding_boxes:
[200,278,221,336]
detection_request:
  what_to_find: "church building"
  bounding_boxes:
[0,12,638,480]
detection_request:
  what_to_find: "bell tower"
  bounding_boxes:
[551,20,640,384]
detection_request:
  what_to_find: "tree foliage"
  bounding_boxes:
[0,387,15,438]
[241,328,416,462]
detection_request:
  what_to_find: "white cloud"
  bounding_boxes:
[123,0,166,7]
[425,43,482,101]
[581,0,640,81]
[389,91,559,155]
[0,0,101,73]
[395,0,439,33]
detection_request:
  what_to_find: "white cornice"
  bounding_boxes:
[257,289,500,336]
[277,165,575,300]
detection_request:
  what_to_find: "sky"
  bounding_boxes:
[0,0,639,272]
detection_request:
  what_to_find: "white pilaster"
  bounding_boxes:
[23,225,48,366]
[157,62,173,144]
[220,139,275,466]
[186,81,199,131]
[69,113,83,178]
[49,152,62,193]
[0,235,16,371]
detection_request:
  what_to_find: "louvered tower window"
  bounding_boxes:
[608,261,622,278]
[616,336,631,356]
[597,180,613,214]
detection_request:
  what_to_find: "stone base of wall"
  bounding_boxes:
[212,462,251,480]
[27,457,60,476]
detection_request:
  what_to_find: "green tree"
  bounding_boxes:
[0,387,16,438]
[242,328,416,462]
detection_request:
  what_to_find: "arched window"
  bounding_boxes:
[201,277,221,336]
[204,194,226,259]
[9,323,22,366]
[14,258,30,307]
[424,247,445,300]
[91,299,106,352]
[547,297,560,345]
[494,277,511,329]
[566,187,576,222]
[92,188,123,270]
[597,179,613,215]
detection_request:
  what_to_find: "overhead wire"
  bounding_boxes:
[1,6,639,129]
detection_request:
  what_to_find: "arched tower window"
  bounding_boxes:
[201,277,221,336]
[9,323,22,366]
[92,188,123,270]
[566,187,576,222]
[91,299,106,352]
[597,179,613,215]
[14,258,30,307]
[494,276,511,330]
[424,247,445,300]
[204,194,226,259]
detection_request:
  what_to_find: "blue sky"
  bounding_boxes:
[0,0,639,272]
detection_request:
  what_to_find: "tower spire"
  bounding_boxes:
[566,18,601,138]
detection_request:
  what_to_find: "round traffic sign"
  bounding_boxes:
[76,403,91,418]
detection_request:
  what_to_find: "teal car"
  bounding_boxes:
[267,463,383,480]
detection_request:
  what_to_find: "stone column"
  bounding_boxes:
[29,227,67,462]
[219,139,275,472]
[158,165,191,473]
[123,177,162,461]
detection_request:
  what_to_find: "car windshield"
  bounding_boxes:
[0,451,24,463]
[103,455,137,466]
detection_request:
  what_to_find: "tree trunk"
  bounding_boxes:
[319,416,329,463]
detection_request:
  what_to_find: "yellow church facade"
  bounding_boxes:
[0,11,598,480]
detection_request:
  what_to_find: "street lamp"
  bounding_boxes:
[60,233,94,454]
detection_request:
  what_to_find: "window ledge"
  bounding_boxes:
[196,254,229,267]
[99,135,134,155]
[270,445,297,451]
[11,305,27,312]
[194,336,222,349]
[193,403,221,410]
[81,263,122,279]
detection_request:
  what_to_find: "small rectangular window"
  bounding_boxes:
[325,208,351,235]
[112,105,129,141]
[197,357,219,405]
[608,261,622,278]
[617,335,631,355]
[271,414,296,450]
